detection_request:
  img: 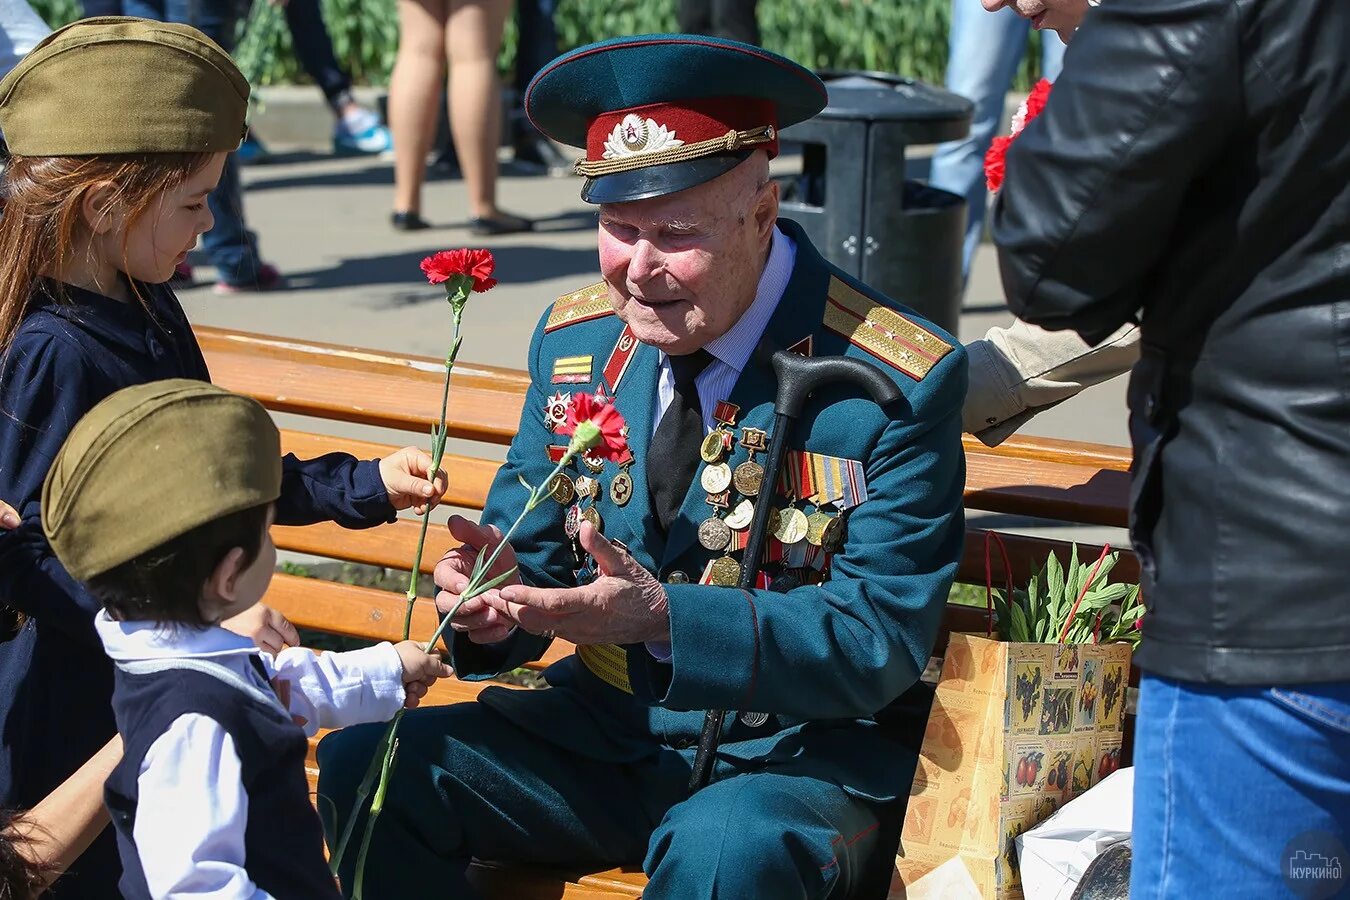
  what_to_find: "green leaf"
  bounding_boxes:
[1010,601,1031,644]
[463,565,520,599]
[1046,553,1066,616]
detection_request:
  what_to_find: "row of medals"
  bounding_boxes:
[545,421,844,588]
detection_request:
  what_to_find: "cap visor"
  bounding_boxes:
[580,152,751,205]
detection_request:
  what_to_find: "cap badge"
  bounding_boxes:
[604,114,684,160]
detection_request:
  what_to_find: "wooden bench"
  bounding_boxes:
[200,325,1136,899]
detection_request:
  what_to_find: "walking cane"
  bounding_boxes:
[687,349,901,793]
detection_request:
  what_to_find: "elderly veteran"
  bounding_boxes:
[318,35,967,898]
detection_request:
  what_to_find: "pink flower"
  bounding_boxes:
[420,248,498,292]
[557,393,628,462]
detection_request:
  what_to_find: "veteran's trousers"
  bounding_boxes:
[317,700,882,899]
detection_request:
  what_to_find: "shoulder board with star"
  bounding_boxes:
[545,281,615,333]
[822,276,953,380]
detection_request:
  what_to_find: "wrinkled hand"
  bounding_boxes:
[222,604,300,656]
[379,447,449,515]
[393,640,454,708]
[484,523,670,645]
[434,516,522,644]
[0,500,17,530]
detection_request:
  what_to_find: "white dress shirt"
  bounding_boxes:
[96,611,406,899]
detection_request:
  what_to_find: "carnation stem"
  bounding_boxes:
[330,284,468,881]
[401,313,464,641]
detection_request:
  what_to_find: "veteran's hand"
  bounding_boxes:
[434,515,522,644]
[486,523,671,645]
[378,447,449,515]
[223,604,300,656]
[0,500,17,530]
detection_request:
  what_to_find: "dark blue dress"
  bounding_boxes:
[0,280,394,895]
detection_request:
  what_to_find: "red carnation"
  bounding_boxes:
[984,135,1013,193]
[1023,78,1053,123]
[558,392,629,462]
[420,248,498,292]
[984,78,1054,193]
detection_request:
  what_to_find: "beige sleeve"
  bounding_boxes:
[963,319,1141,446]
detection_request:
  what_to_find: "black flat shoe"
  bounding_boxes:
[469,211,534,236]
[391,211,431,231]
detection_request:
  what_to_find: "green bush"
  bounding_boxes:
[29,0,1049,90]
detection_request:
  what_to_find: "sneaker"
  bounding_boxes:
[213,263,286,295]
[238,133,272,165]
[333,108,393,156]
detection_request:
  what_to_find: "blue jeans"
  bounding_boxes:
[1132,675,1350,899]
[927,0,1065,284]
[125,0,265,284]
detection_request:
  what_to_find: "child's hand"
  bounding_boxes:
[379,447,449,515]
[393,641,454,709]
[222,604,300,656]
[1,500,18,530]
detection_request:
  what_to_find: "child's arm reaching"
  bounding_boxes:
[266,642,453,735]
[135,715,276,899]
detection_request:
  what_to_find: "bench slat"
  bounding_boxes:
[266,572,577,669]
[200,327,527,445]
[281,430,499,511]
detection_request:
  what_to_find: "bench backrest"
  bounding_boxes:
[199,324,1136,672]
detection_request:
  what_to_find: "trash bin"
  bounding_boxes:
[778,71,972,334]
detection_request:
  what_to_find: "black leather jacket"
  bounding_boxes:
[993,0,1350,685]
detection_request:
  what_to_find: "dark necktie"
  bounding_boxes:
[647,349,713,534]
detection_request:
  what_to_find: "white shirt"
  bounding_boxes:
[96,611,406,899]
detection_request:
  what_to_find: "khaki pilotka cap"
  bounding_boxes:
[43,380,281,582]
[0,17,249,156]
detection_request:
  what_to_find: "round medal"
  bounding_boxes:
[697,517,732,551]
[724,499,754,530]
[805,511,832,546]
[773,507,809,545]
[709,556,741,586]
[666,570,690,585]
[732,460,763,497]
[609,470,634,506]
[700,462,733,494]
[820,515,845,552]
[740,711,770,728]
[549,471,576,505]
[581,506,603,532]
[700,430,727,464]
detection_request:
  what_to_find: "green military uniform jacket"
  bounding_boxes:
[451,219,967,803]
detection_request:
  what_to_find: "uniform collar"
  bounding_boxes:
[32,278,177,356]
[95,608,261,663]
[689,225,796,373]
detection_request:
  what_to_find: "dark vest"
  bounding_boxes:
[106,657,342,899]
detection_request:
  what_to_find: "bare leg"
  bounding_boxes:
[446,0,513,220]
[390,0,449,216]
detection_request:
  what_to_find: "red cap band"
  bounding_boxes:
[585,96,779,164]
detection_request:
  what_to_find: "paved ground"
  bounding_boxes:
[178,143,1130,546]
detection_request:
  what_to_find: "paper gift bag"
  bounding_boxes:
[890,633,1131,900]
